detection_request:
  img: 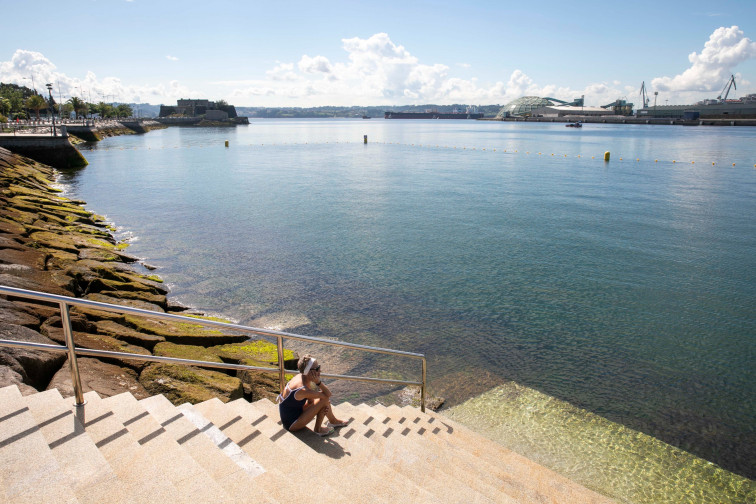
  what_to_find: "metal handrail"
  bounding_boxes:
[0,285,426,411]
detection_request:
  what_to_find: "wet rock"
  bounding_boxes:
[139,363,243,404]
[0,322,66,389]
[47,357,149,400]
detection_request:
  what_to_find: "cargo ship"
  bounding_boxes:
[384,106,483,119]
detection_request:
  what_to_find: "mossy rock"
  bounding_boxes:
[0,217,26,235]
[239,369,288,402]
[94,320,165,351]
[153,342,223,366]
[44,249,80,270]
[83,293,165,314]
[77,248,123,262]
[123,315,249,346]
[43,325,151,371]
[213,339,296,367]
[139,363,243,405]
[28,231,79,254]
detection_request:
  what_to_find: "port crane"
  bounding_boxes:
[639,81,649,108]
[717,75,736,102]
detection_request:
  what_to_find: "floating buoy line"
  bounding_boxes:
[88,139,755,167]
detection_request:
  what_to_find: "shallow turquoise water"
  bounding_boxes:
[65,119,756,478]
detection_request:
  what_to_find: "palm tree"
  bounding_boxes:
[25,94,47,120]
[67,96,87,119]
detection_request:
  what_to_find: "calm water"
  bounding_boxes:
[64,120,755,479]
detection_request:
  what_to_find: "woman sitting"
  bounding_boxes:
[277,354,349,436]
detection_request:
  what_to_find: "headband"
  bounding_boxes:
[303,358,315,375]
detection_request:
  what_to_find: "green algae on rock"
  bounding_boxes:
[139,362,244,404]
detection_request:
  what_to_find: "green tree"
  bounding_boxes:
[0,97,10,116]
[67,97,87,119]
[62,103,74,118]
[25,94,47,120]
[115,103,132,117]
[98,102,114,118]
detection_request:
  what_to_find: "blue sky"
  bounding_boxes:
[2,0,755,107]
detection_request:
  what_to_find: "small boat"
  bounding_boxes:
[565,122,582,128]
[362,115,371,119]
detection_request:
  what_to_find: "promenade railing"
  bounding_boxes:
[0,285,427,411]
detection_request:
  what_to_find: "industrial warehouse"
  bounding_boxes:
[493,76,756,125]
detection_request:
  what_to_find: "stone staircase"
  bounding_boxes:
[1,385,615,503]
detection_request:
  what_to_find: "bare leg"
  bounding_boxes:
[288,397,331,434]
[324,403,347,425]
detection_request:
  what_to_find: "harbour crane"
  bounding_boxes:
[639,81,649,108]
[717,75,736,102]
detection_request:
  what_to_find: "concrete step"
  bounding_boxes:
[0,385,80,504]
[20,388,126,504]
[235,398,449,504]
[74,390,188,503]
[386,404,614,504]
[138,394,278,504]
[251,398,457,504]
[345,402,509,503]
[97,391,235,503]
[191,397,354,504]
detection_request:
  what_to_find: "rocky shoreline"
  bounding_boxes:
[0,146,294,404]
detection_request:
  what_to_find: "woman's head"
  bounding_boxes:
[298,354,320,374]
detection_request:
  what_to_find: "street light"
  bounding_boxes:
[46,83,56,136]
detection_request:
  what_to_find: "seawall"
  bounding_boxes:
[0,134,88,169]
[484,116,756,126]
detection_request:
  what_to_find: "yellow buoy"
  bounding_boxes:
[225,140,229,147]
[603,151,610,162]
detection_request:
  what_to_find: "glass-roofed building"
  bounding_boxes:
[496,96,554,118]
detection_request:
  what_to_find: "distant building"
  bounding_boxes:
[159,99,237,119]
[529,105,614,117]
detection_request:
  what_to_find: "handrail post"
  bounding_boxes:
[421,357,427,413]
[276,335,286,395]
[60,301,86,407]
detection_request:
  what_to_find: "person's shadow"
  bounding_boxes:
[290,425,352,459]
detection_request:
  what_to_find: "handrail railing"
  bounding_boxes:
[0,285,426,411]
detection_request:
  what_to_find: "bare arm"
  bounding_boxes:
[309,368,332,398]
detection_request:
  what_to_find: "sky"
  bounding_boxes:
[1,0,756,108]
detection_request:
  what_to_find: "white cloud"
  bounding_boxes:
[298,55,333,74]
[652,26,756,95]
[166,55,179,61]
[0,49,198,104]
[266,62,299,82]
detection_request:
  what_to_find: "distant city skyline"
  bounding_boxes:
[1,0,755,108]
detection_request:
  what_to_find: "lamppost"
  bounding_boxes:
[46,83,57,136]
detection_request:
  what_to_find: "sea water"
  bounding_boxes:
[64,120,755,500]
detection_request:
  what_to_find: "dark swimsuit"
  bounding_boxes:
[277,384,306,430]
